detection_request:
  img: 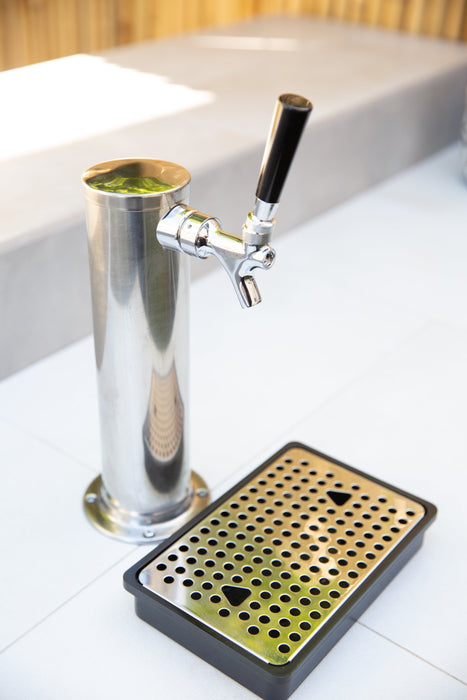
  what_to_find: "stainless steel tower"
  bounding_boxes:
[82,94,312,543]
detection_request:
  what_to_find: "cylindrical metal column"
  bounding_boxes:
[82,159,209,543]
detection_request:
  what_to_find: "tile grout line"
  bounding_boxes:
[0,414,98,476]
[0,305,441,498]
[0,547,139,656]
[212,317,435,497]
[270,316,435,449]
[3,549,464,689]
[355,620,467,687]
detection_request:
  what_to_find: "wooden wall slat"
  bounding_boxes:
[2,0,28,69]
[55,0,77,57]
[442,0,466,38]
[344,0,364,23]
[380,0,405,30]
[329,0,347,20]
[1,0,466,72]
[361,0,383,24]
[422,0,446,36]
[181,0,202,31]
[310,0,332,16]
[401,0,426,34]
[26,0,49,64]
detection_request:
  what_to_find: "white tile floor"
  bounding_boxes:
[1,145,466,698]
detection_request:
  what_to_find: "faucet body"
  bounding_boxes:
[82,94,312,543]
[156,201,277,308]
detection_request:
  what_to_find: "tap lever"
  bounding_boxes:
[256,93,313,207]
[242,93,312,248]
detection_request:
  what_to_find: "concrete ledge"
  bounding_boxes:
[1,17,467,378]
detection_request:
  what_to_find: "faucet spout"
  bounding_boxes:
[156,204,275,308]
[212,239,276,309]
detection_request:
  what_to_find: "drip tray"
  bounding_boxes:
[124,442,436,700]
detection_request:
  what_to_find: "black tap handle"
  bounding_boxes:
[256,94,312,205]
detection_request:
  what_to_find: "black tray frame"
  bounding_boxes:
[124,442,437,700]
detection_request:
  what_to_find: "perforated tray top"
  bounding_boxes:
[137,445,426,666]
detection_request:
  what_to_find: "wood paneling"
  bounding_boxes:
[1,0,466,71]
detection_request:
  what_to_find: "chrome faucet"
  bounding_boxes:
[82,94,312,543]
[157,94,312,308]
